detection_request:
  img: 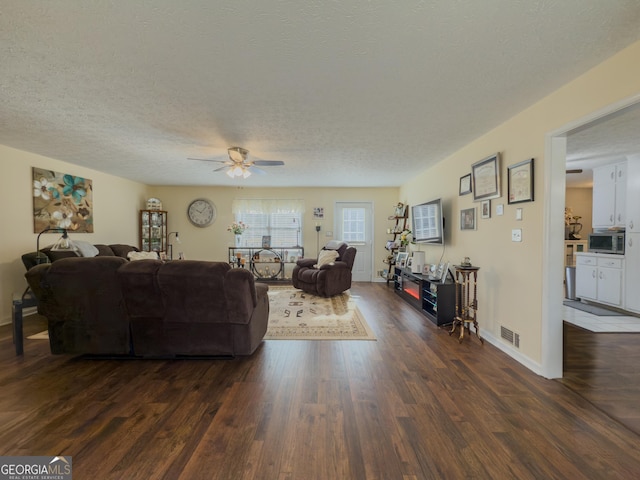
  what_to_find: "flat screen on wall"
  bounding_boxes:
[411,198,444,245]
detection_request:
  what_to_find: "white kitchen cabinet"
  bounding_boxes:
[575,255,597,301]
[592,162,626,228]
[597,264,623,306]
[626,157,640,233]
[575,253,624,307]
[625,234,640,313]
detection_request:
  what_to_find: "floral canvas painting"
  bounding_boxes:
[32,167,94,233]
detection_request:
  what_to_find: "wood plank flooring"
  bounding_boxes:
[561,321,640,436]
[2,283,640,479]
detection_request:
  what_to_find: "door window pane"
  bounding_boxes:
[342,208,365,242]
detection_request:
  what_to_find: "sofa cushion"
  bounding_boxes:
[40,256,130,354]
[94,244,116,256]
[158,260,231,324]
[45,248,78,262]
[109,244,139,258]
[117,259,165,318]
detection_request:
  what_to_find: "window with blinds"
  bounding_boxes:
[235,212,301,247]
[233,199,304,248]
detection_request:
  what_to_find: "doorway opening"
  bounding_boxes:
[543,93,640,378]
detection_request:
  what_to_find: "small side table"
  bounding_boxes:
[449,265,483,344]
[12,291,39,355]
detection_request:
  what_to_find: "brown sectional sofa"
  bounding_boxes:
[25,257,269,357]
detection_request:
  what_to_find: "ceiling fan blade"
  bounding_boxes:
[187,157,228,164]
[253,160,285,166]
[213,165,230,172]
[566,169,583,174]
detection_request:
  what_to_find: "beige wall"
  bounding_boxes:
[401,39,640,368]
[148,185,399,272]
[1,145,149,325]
[566,187,593,237]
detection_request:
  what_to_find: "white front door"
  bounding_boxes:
[335,202,373,282]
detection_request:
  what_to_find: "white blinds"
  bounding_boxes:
[232,198,305,215]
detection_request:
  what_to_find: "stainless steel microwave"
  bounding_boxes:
[588,232,625,254]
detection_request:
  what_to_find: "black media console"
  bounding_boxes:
[393,267,456,326]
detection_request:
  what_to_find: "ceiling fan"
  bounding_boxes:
[188,147,284,178]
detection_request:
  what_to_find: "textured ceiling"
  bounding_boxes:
[2,1,640,187]
[566,103,640,188]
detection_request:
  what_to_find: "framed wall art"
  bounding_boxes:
[32,167,94,233]
[508,158,534,204]
[481,200,491,219]
[460,207,476,230]
[459,173,472,195]
[471,153,501,202]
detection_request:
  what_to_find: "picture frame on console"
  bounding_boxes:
[396,252,408,268]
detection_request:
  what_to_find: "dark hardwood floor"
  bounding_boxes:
[2,283,640,479]
[561,321,640,436]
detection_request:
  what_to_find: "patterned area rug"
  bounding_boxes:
[265,287,376,340]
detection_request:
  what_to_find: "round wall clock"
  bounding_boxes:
[187,198,217,228]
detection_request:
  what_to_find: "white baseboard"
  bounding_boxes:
[480,328,544,377]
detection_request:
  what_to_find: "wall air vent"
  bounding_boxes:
[501,326,520,348]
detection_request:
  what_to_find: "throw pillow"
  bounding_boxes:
[74,240,99,258]
[314,249,339,268]
[127,251,159,261]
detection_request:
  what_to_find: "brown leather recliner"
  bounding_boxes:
[292,241,356,297]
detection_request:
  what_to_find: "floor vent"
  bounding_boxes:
[501,326,520,348]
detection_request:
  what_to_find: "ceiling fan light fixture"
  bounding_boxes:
[188,146,281,179]
[225,164,252,178]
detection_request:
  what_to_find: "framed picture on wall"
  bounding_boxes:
[460,207,476,230]
[508,158,534,204]
[481,200,491,219]
[459,173,472,195]
[471,153,501,202]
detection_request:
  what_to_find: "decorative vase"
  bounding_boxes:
[235,234,242,247]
